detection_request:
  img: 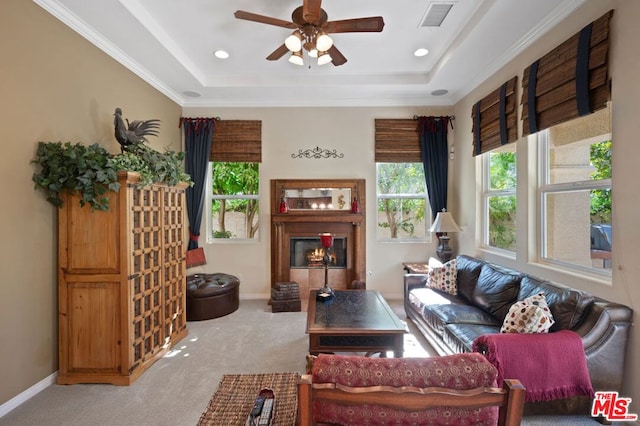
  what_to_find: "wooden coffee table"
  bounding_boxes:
[306,290,407,357]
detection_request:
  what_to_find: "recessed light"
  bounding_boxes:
[214,50,229,59]
[414,48,429,57]
[431,89,448,96]
[183,91,201,98]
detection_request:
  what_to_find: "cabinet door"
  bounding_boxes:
[128,185,164,368]
[161,186,187,341]
[65,281,121,372]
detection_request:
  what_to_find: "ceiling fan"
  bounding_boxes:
[234,0,384,66]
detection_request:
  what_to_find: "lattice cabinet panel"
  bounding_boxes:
[161,186,187,343]
[129,184,164,369]
[57,171,188,385]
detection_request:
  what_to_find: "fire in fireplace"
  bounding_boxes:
[290,237,347,268]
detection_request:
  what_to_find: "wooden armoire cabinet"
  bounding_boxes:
[57,171,188,385]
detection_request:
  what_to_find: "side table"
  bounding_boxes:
[402,262,429,274]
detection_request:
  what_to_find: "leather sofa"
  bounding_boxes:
[404,255,632,414]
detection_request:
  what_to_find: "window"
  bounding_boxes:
[208,162,259,240]
[482,145,517,252]
[538,106,612,271]
[376,163,430,241]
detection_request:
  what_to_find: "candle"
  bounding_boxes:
[320,233,334,248]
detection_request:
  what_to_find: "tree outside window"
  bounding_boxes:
[486,149,517,251]
[210,162,259,239]
[376,163,429,240]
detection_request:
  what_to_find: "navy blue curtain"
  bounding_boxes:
[181,117,216,250]
[418,116,452,219]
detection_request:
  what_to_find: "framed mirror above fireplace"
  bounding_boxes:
[270,179,365,305]
[283,188,352,211]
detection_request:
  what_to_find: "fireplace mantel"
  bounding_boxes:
[270,179,366,298]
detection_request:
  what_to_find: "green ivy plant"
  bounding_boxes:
[110,145,192,188]
[32,141,192,211]
[32,141,120,210]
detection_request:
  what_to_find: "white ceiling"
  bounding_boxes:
[35,0,586,108]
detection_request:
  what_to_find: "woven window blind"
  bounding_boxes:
[210,120,262,162]
[521,10,613,137]
[471,76,518,156]
[374,119,421,162]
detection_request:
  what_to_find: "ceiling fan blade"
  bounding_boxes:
[324,17,385,33]
[302,0,323,24]
[234,10,297,29]
[266,44,289,61]
[328,45,347,66]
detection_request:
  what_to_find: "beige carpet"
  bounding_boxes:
[0,299,605,426]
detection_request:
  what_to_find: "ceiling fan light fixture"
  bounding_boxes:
[285,31,303,52]
[317,51,332,66]
[315,32,333,52]
[289,50,304,66]
[308,48,318,58]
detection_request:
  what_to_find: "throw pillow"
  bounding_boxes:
[426,258,458,295]
[501,292,555,333]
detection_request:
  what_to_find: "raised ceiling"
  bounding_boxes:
[35,0,586,107]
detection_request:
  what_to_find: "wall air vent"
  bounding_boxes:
[420,3,454,27]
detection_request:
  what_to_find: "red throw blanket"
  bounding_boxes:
[472,330,594,402]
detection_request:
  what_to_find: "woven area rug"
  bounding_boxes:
[197,372,301,426]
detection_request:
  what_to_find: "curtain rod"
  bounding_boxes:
[180,116,221,121]
[178,116,220,128]
[413,115,455,120]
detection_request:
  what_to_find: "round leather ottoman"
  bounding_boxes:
[186,273,240,321]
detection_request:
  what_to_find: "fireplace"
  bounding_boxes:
[290,237,347,268]
[271,179,366,307]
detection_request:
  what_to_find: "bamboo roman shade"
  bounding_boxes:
[521,10,613,136]
[211,120,262,162]
[374,119,421,162]
[471,76,518,156]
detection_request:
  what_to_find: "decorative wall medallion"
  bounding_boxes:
[291,146,344,159]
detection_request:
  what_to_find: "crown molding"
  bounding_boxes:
[34,0,185,105]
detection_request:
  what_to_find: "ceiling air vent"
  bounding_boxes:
[420,2,454,27]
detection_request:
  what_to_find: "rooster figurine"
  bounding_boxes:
[113,107,161,153]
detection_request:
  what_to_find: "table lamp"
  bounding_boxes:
[429,210,461,262]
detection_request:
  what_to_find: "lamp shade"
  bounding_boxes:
[317,51,332,66]
[288,51,304,66]
[285,31,303,52]
[315,33,333,52]
[429,211,461,233]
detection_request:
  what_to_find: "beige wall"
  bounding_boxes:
[452,0,638,411]
[182,106,453,298]
[0,0,181,405]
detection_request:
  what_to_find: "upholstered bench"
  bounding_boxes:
[299,352,525,425]
[186,273,240,321]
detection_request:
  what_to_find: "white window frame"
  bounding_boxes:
[480,145,517,255]
[537,129,612,275]
[375,162,431,242]
[205,162,260,244]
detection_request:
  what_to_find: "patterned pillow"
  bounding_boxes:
[426,258,458,295]
[501,292,555,333]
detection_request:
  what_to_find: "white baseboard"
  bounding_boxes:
[239,294,269,300]
[0,372,57,419]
